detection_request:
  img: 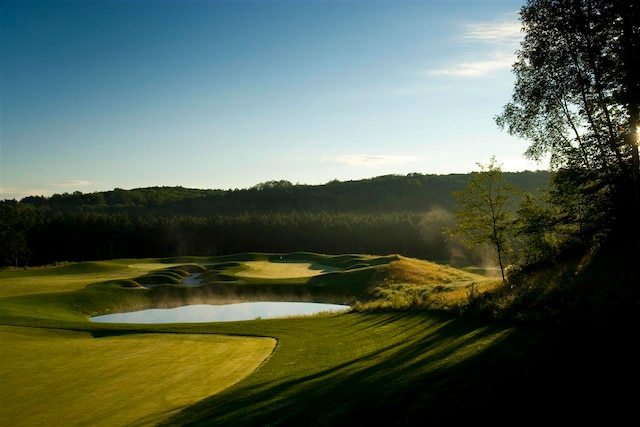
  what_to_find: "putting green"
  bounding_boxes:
[236,260,338,278]
[0,326,276,427]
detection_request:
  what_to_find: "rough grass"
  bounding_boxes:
[352,256,498,311]
[381,256,492,287]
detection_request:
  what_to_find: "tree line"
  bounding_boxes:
[0,172,550,267]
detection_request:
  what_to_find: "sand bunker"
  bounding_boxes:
[236,260,338,278]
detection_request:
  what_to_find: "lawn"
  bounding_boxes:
[0,260,184,297]
[0,254,635,426]
[235,259,339,278]
[0,326,275,427]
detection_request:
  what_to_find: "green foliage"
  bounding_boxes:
[458,238,640,325]
[496,0,640,240]
[497,1,638,170]
[448,157,520,281]
[514,191,560,265]
[0,200,34,266]
[251,180,294,190]
[1,171,551,267]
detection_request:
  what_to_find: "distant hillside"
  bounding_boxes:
[17,171,551,215]
[2,171,552,267]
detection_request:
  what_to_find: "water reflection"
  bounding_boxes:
[91,301,350,324]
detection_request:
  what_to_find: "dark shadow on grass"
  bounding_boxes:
[89,329,152,338]
[159,312,637,426]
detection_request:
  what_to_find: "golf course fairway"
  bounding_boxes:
[0,260,186,298]
[2,254,632,426]
[0,325,275,427]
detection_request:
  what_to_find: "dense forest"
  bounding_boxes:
[0,171,550,267]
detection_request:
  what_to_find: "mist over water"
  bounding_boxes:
[181,273,203,286]
[91,301,350,324]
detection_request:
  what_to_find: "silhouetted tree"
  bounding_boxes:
[514,191,559,265]
[496,0,640,240]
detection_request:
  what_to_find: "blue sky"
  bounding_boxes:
[0,0,541,200]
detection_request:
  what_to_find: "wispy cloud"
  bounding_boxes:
[52,180,91,187]
[463,20,522,43]
[428,13,522,77]
[0,187,50,200]
[1,181,93,200]
[430,53,515,77]
[331,155,417,166]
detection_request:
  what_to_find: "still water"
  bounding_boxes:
[91,301,350,324]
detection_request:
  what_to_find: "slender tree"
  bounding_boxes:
[448,157,520,282]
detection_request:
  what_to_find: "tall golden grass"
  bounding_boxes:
[353,256,501,311]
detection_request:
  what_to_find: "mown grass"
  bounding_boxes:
[157,312,635,426]
[0,260,185,297]
[0,326,275,427]
[235,260,338,278]
[0,253,635,425]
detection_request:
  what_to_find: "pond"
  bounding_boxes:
[90,301,350,324]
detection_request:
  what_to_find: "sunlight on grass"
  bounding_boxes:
[383,256,491,288]
[352,256,500,311]
[0,261,183,297]
[0,326,275,427]
[0,252,630,425]
[235,260,338,278]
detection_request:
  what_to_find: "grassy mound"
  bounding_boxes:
[0,260,188,297]
[134,273,183,285]
[0,261,123,278]
[351,256,496,311]
[0,253,495,322]
[0,252,635,425]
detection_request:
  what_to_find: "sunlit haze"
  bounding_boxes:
[0,0,544,200]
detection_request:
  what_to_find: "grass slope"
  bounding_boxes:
[157,312,635,426]
[0,260,185,297]
[235,260,339,278]
[0,253,635,426]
